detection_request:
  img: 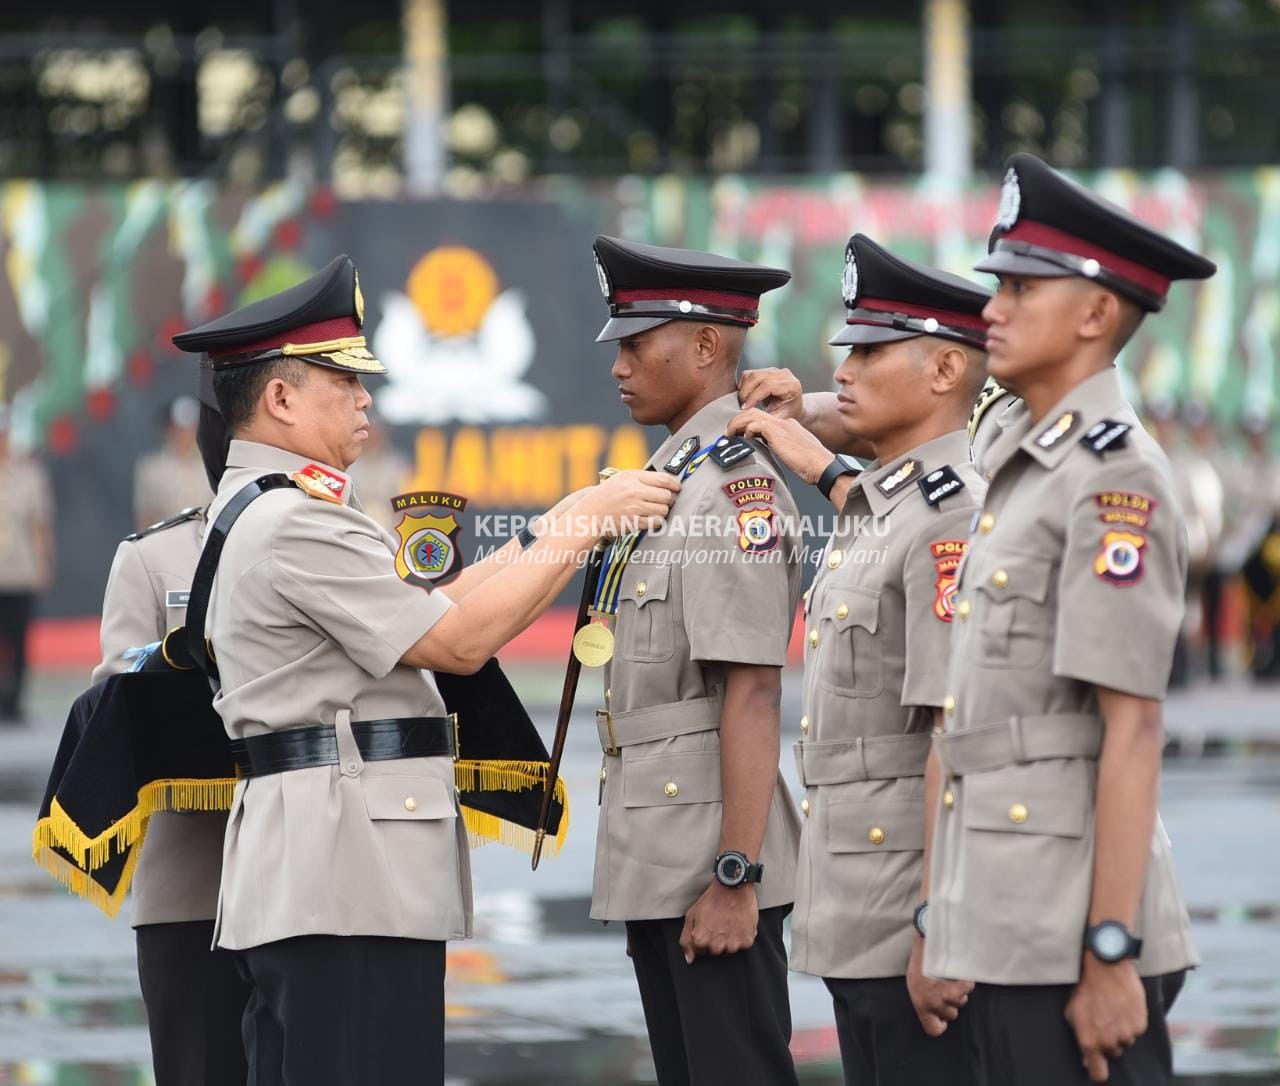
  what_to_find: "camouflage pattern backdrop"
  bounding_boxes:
[2,170,1275,616]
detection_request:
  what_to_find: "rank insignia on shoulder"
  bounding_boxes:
[1035,410,1079,449]
[710,436,754,469]
[918,465,966,506]
[291,464,348,504]
[664,436,701,474]
[1080,419,1131,456]
[124,506,203,541]
[877,458,921,497]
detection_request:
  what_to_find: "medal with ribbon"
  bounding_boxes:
[572,435,721,667]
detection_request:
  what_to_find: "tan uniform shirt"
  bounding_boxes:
[134,446,213,531]
[206,440,465,951]
[92,511,226,927]
[591,393,803,922]
[792,430,985,979]
[349,446,411,532]
[926,367,1198,985]
[0,455,53,592]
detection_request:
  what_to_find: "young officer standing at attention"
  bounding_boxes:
[728,234,989,1085]
[589,235,803,1086]
[922,153,1213,1085]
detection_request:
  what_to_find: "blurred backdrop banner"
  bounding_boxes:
[1,169,1275,616]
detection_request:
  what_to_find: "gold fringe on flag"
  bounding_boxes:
[33,760,569,912]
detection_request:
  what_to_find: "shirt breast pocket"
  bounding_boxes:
[618,562,675,663]
[816,586,883,699]
[972,552,1055,670]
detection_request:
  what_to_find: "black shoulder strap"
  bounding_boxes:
[185,474,296,677]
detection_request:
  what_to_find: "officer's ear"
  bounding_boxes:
[261,377,298,426]
[690,322,721,369]
[928,343,966,395]
[1076,285,1124,346]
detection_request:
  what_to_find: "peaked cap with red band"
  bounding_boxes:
[172,254,385,375]
[830,233,991,350]
[976,153,1215,312]
[592,234,790,343]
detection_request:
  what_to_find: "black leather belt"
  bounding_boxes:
[230,716,457,778]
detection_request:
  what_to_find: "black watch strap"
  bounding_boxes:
[1084,921,1143,963]
[714,850,763,888]
[816,455,857,499]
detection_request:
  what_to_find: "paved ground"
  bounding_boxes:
[0,667,1277,1084]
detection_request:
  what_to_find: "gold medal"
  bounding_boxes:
[573,622,615,667]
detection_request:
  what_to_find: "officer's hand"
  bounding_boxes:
[738,367,805,420]
[578,469,680,537]
[906,937,972,1036]
[1065,958,1149,1083]
[726,408,833,484]
[678,882,758,963]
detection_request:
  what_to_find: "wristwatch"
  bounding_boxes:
[912,901,930,938]
[713,850,764,889]
[1084,921,1143,964]
[816,455,858,499]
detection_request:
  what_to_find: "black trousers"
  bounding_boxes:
[967,971,1186,1086]
[235,934,446,1086]
[0,592,33,719]
[626,904,798,1086]
[135,920,253,1086]
[824,975,969,1086]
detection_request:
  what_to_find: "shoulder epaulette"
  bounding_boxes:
[967,381,1014,445]
[125,506,204,542]
[708,435,756,470]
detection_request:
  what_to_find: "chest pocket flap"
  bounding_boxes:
[972,552,1054,604]
[826,585,880,634]
[826,799,924,854]
[623,750,721,808]
[362,775,456,821]
[619,562,672,608]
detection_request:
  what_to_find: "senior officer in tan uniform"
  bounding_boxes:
[729,234,989,1085]
[172,255,678,1086]
[590,235,803,1086]
[92,380,251,1086]
[920,153,1213,1086]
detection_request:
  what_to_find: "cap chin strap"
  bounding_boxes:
[845,309,987,350]
[610,298,757,325]
[993,239,1165,312]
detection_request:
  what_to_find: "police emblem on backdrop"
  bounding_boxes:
[392,491,468,588]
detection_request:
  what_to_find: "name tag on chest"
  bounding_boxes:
[166,589,191,609]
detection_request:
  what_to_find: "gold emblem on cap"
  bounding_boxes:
[573,623,614,667]
[354,269,365,326]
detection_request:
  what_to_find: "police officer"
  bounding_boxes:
[172,254,677,1085]
[922,153,1213,1085]
[92,379,251,1085]
[0,406,54,724]
[729,234,990,1085]
[133,394,213,530]
[589,235,802,1086]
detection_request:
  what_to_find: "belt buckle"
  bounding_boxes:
[597,708,619,756]
[449,712,460,760]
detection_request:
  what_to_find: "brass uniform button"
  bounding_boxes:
[835,603,849,620]
[605,687,611,703]
[808,630,819,649]
[943,789,955,809]
[664,782,679,798]
[636,580,647,598]
[599,768,608,782]
[978,512,996,534]
[1009,802,1029,824]
[404,797,417,812]
[942,695,956,714]
[992,569,1009,588]
[828,551,842,570]
[801,798,810,816]
[800,715,809,735]
[868,827,885,846]
[956,599,971,619]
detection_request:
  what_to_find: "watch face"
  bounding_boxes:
[1093,923,1129,961]
[914,903,929,936]
[718,855,745,884]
